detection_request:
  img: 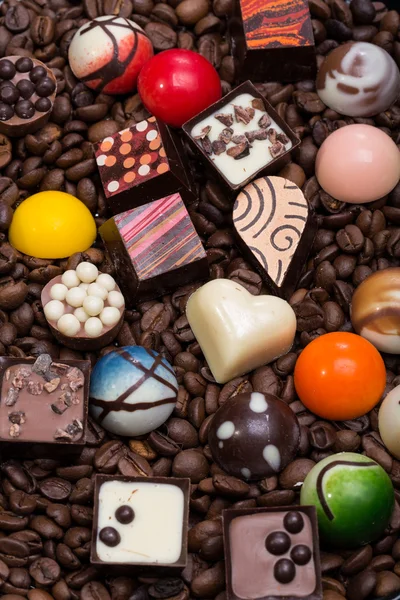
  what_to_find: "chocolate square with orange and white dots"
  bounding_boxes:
[94,117,169,200]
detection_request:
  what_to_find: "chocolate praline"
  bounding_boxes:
[317,41,400,117]
[208,392,300,481]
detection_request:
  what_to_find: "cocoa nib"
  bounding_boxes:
[267,128,277,143]
[212,140,226,155]
[245,129,269,143]
[32,354,53,378]
[277,132,290,145]
[232,134,248,145]
[66,367,84,391]
[44,378,60,393]
[245,107,255,120]
[27,381,43,396]
[51,391,73,415]
[218,128,233,144]
[12,367,31,389]
[269,141,285,158]
[227,142,250,160]
[258,113,271,128]
[8,411,26,425]
[215,113,233,127]
[194,125,211,140]
[234,105,252,125]
[252,98,265,111]
[200,136,213,155]
[9,424,20,438]
[54,419,83,441]
[5,386,19,406]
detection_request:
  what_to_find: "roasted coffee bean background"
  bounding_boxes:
[0,0,398,598]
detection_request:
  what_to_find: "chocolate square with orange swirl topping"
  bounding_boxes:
[230,0,316,82]
[94,117,194,214]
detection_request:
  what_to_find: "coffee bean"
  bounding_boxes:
[29,557,60,586]
[81,581,112,600]
[5,6,30,33]
[144,22,177,50]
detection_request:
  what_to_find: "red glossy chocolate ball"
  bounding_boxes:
[137,49,222,128]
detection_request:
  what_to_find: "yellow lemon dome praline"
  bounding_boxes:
[9,191,97,259]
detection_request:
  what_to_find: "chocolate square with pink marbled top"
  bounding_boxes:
[94,117,193,214]
[99,193,209,304]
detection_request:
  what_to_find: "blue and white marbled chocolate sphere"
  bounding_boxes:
[89,346,178,436]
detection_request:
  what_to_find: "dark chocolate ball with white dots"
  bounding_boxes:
[208,392,300,480]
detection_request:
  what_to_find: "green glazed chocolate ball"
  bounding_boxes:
[300,452,394,548]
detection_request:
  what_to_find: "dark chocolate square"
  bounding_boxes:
[94,117,194,215]
[0,356,90,447]
[91,475,190,571]
[229,0,316,82]
[223,506,322,600]
[182,81,300,196]
[99,192,209,304]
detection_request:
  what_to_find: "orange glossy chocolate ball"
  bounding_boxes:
[294,332,386,420]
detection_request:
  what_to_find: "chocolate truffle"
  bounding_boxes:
[315,124,400,204]
[233,176,317,298]
[379,384,400,460]
[89,346,178,437]
[317,42,400,118]
[351,268,400,353]
[300,452,394,548]
[223,506,322,600]
[208,392,300,481]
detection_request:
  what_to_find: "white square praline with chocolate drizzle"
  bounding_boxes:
[96,480,185,564]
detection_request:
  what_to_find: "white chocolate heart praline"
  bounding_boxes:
[186,279,296,384]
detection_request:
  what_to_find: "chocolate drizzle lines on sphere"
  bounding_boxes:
[76,17,147,92]
[89,347,178,422]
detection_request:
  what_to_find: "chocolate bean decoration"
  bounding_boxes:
[233,176,317,298]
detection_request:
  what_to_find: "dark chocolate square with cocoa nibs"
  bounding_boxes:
[91,475,190,572]
[94,117,194,215]
[182,81,300,196]
[223,506,322,600]
[0,355,90,446]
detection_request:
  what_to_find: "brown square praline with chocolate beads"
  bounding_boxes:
[93,116,194,215]
[223,505,322,600]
